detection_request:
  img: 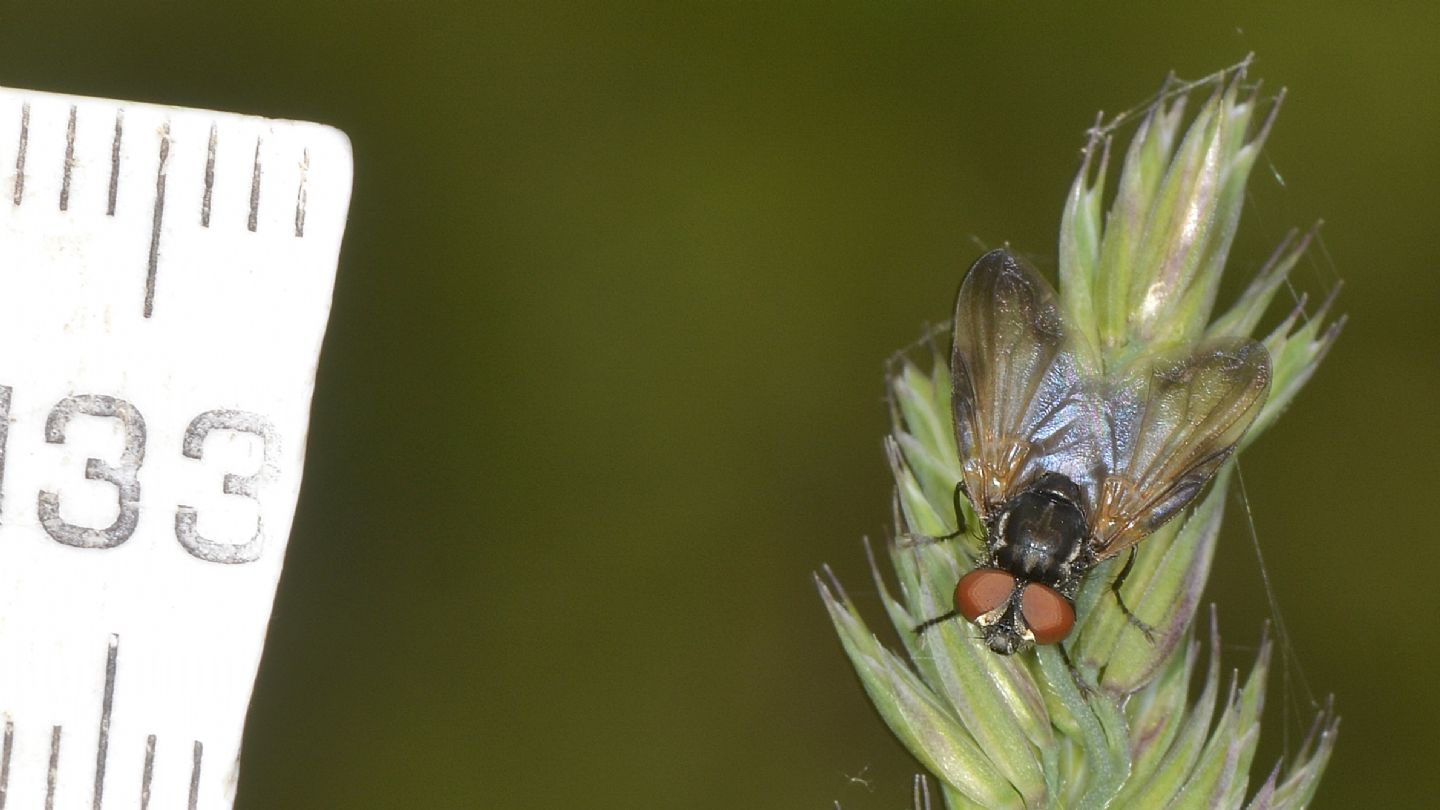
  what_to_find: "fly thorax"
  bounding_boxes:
[993,488,1086,583]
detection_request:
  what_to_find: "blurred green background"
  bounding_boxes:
[0,2,1435,808]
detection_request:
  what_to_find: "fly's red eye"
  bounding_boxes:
[954,568,1016,622]
[1020,583,1075,645]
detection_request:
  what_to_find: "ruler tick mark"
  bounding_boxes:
[44,725,61,810]
[202,123,217,227]
[91,634,118,810]
[60,106,77,212]
[143,123,170,319]
[12,102,29,206]
[188,741,203,810]
[107,110,123,216]
[0,386,9,524]
[0,720,11,807]
[140,736,155,810]
[248,137,262,232]
[294,148,309,238]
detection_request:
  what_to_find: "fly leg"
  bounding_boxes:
[1058,643,1096,698]
[897,480,979,547]
[911,609,960,636]
[943,479,973,541]
[903,482,974,634]
[1111,547,1157,643]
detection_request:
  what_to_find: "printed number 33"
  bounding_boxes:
[31,393,279,564]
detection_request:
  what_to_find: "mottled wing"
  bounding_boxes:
[950,249,1101,518]
[1089,340,1271,557]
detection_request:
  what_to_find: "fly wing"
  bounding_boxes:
[950,249,1101,518]
[1089,340,1271,557]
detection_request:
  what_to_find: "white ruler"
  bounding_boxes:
[0,87,351,808]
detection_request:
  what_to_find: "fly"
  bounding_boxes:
[915,248,1270,655]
